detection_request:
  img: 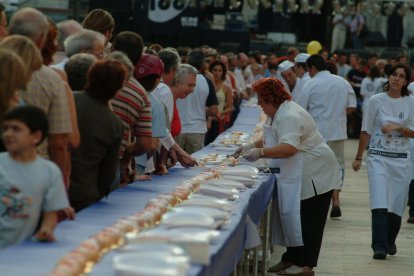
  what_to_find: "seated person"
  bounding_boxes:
[68,60,125,212]
[0,106,69,248]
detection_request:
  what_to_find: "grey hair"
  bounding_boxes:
[64,29,105,57]
[56,20,83,51]
[9,7,48,43]
[158,47,181,74]
[64,53,97,91]
[105,51,134,76]
[171,64,198,86]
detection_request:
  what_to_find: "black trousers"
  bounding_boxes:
[371,208,401,252]
[281,190,333,267]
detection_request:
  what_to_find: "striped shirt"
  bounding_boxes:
[111,77,152,156]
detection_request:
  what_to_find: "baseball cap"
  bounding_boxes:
[278,60,294,73]
[134,54,164,79]
[295,53,310,63]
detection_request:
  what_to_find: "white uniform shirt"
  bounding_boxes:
[176,74,210,134]
[297,70,356,141]
[233,68,246,94]
[360,77,387,113]
[271,101,341,199]
[291,72,311,102]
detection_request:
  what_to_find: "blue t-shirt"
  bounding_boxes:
[0,153,69,248]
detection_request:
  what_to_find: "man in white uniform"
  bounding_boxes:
[293,53,311,102]
[278,60,301,102]
[297,55,356,218]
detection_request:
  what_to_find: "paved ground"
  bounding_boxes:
[269,139,414,276]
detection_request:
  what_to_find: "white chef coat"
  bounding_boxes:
[360,77,387,113]
[291,72,310,102]
[269,101,342,200]
[363,93,414,216]
[297,70,356,141]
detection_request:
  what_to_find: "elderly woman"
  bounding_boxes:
[236,78,341,275]
[69,60,126,211]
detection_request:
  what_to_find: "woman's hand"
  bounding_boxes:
[232,143,255,158]
[382,124,400,134]
[242,148,262,162]
[352,159,362,172]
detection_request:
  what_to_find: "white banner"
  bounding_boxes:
[148,0,189,23]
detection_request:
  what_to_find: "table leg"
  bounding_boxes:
[260,204,271,276]
[252,247,258,276]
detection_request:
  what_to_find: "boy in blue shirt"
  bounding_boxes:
[0,106,70,248]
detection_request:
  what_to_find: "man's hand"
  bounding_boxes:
[177,153,197,168]
[34,227,55,242]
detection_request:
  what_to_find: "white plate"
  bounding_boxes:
[180,197,233,212]
[206,179,246,190]
[172,206,230,221]
[198,185,239,200]
[161,212,216,229]
[113,252,189,276]
[221,165,259,177]
[220,175,257,187]
[119,243,186,256]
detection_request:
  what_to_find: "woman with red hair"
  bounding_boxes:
[235,78,341,275]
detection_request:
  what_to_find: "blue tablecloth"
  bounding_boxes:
[0,103,274,276]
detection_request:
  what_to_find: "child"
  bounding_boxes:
[0,106,70,248]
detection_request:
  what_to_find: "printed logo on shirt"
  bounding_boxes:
[368,149,408,158]
[399,112,404,120]
[0,183,32,219]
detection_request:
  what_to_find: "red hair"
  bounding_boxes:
[253,77,291,106]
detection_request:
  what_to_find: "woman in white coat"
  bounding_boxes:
[235,78,341,275]
[353,64,414,260]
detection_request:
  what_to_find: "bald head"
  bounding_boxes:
[9,7,48,49]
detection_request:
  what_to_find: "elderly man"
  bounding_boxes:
[278,60,301,101]
[293,53,311,101]
[297,55,356,218]
[9,7,73,187]
[52,19,83,66]
[175,49,218,154]
[153,48,197,173]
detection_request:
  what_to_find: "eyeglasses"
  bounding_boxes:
[85,49,104,59]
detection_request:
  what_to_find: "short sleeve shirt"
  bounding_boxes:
[0,153,69,248]
[111,77,152,156]
[22,65,73,157]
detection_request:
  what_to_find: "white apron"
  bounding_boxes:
[367,114,411,216]
[262,124,304,247]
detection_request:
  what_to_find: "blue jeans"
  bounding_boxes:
[371,209,401,252]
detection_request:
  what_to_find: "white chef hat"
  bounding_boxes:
[278,60,294,73]
[295,53,310,63]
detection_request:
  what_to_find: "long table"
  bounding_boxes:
[0,105,275,276]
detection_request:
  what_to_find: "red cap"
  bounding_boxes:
[134,54,164,79]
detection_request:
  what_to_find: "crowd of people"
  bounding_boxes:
[1,4,414,275]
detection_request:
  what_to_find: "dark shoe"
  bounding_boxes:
[330,206,342,218]
[373,250,387,260]
[388,244,397,255]
[269,261,293,273]
[407,217,414,223]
